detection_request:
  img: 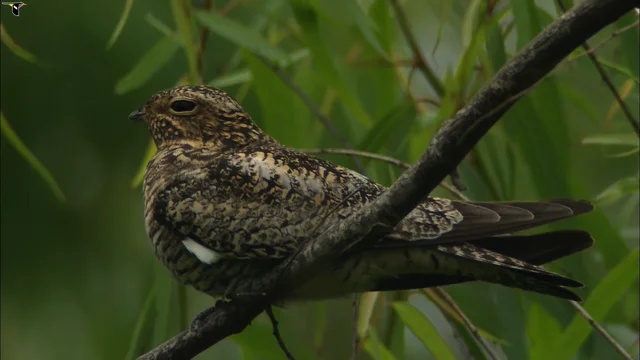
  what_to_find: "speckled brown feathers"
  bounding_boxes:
[135,85,595,301]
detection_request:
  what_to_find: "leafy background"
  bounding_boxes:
[1,0,638,359]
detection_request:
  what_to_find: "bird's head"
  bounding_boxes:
[130,85,266,149]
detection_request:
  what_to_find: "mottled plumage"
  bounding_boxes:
[132,85,594,301]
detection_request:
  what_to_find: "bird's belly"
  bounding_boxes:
[146,224,278,297]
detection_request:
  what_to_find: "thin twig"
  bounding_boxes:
[558,0,639,136]
[195,0,214,82]
[350,295,360,360]
[568,21,639,63]
[569,301,634,360]
[254,54,368,175]
[266,306,297,360]
[433,288,499,360]
[219,0,241,15]
[390,0,445,98]
[348,57,418,68]
[414,97,441,107]
[299,148,470,201]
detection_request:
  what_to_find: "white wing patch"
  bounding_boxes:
[182,238,221,264]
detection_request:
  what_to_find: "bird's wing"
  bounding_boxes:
[153,145,390,260]
[154,145,593,261]
[384,199,594,245]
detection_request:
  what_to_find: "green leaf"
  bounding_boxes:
[596,58,640,84]
[242,51,316,148]
[233,315,321,360]
[209,69,253,88]
[289,0,373,127]
[316,0,388,59]
[208,49,310,88]
[552,249,640,359]
[171,0,199,84]
[581,133,639,147]
[422,289,507,345]
[233,321,286,360]
[358,292,380,339]
[392,302,456,360]
[106,0,135,49]
[595,176,639,205]
[363,328,398,360]
[527,302,562,360]
[152,264,175,345]
[123,285,156,360]
[461,0,483,49]
[1,113,66,202]
[115,36,180,95]
[358,99,416,155]
[131,139,157,188]
[313,302,326,352]
[195,10,288,62]
[145,13,178,38]
[1,23,37,64]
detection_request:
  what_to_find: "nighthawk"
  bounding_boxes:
[131,85,594,301]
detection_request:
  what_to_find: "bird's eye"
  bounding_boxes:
[170,100,197,113]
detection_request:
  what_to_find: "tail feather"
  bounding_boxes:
[369,230,593,301]
[435,242,583,288]
[473,230,594,265]
[435,199,594,243]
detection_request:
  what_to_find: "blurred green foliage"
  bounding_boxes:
[1,1,638,359]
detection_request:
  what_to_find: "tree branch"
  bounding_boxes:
[389,0,446,98]
[138,0,636,358]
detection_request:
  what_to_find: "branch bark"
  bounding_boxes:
[138,0,636,358]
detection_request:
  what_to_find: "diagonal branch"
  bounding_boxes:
[431,288,499,360]
[557,0,639,137]
[138,0,636,358]
[569,300,633,360]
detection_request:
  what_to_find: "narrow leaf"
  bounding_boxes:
[115,36,180,95]
[152,264,175,345]
[527,303,562,360]
[552,249,640,359]
[392,302,456,360]
[1,113,65,201]
[364,328,398,360]
[595,176,639,205]
[422,289,507,345]
[131,140,157,188]
[106,0,135,49]
[358,292,380,339]
[1,23,37,63]
[124,286,156,360]
[171,0,199,84]
[209,69,253,88]
[195,10,288,62]
[581,133,638,147]
[358,99,416,154]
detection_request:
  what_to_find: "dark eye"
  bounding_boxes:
[170,100,196,113]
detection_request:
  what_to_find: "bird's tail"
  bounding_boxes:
[292,230,592,301]
[370,230,593,301]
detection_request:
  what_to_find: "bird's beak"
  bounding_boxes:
[128,110,145,122]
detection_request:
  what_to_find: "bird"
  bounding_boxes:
[131,85,595,302]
